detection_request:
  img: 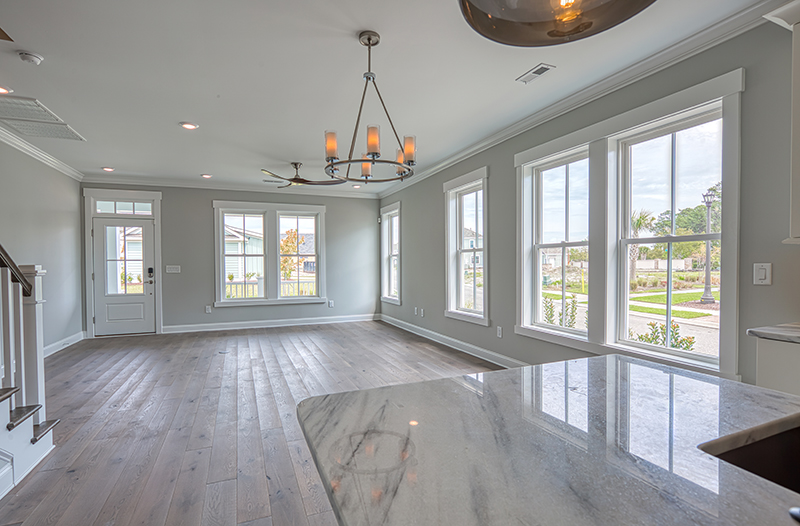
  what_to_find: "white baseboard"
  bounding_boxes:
[44,331,85,357]
[376,314,528,369]
[162,313,379,334]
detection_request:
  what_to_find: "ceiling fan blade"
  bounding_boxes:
[0,27,12,42]
[296,178,346,186]
[261,168,291,182]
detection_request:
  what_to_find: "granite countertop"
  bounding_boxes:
[747,322,800,344]
[297,354,800,525]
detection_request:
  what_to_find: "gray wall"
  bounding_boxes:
[0,142,83,347]
[380,22,800,384]
[82,183,380,328]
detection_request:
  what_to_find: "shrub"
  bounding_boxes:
[630,281,638,292]
[630,321,695,351]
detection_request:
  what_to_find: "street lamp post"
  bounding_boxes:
[700,191,715,304]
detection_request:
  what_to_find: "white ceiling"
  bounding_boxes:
[0,0,788,198]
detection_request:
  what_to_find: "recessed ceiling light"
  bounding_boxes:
[201,174,212,179]
[102,167,115,172]
[352,185,361,189]
[0,86,13,95]
[180,122,199,130]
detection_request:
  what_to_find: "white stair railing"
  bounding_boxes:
[21,265,46,424]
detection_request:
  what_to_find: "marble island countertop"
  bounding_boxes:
[747,322,800,344]
[297,354,800,525]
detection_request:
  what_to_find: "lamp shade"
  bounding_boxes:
[459,0,657,47]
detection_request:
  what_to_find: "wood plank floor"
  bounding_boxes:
[0,321,499,526]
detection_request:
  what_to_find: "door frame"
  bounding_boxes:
[83,188,163,338]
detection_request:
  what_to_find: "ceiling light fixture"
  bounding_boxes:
[262,162,345,188]
[180,122,199,130]
[102,167,115,172]
[0,86,13,95]
[324,31,416,184]
[352,185,361,189]
[459,0,657,47]
[201,174,213,178]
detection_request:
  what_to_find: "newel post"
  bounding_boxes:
[20,265,46,424]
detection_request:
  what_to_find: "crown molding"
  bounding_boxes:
[376,0,783,200]
[80,174,381,200]
[0,126,85,182]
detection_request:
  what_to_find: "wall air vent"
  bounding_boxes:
[516,63,555,84]
[0,96,61,122]
[0,118,86,141]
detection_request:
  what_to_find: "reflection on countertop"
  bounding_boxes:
[297,354,800,525]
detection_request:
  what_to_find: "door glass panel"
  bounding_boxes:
[105,226,144,295]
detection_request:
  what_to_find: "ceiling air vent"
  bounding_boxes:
[0,119,86,141]
[516,63,555,84]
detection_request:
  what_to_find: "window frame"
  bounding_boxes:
[444,167,489,326]
[524,148,590,337]
[380,201,402,305]
[213,201,327,307]
[514,69,743,380]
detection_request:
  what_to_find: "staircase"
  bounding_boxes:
[0,244,59,499]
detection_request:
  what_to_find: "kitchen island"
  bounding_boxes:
[297,354,800,525]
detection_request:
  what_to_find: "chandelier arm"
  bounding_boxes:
[344,79,370,180]
[372,81,404,151]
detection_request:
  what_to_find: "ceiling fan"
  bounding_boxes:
[261,162,345,188]
[0,27,13,42]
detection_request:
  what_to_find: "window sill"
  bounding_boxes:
[381,296,401,306]
[214,297,327,308]
[514,324,730,379]
[445,310,490,326]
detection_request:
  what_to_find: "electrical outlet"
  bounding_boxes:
[328,300,334,308]
[205,305,212,314]
[420,308,424,318]
[414,307,418,315]
[497,326,503,338]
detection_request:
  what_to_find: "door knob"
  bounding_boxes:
[147,280,154,284]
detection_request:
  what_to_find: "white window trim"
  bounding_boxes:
[514,70,743,381]
[380,201,401,305]
[213,200,327,307]
[83,188,164,337]
[444,167,489,326]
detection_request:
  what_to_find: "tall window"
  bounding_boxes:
[213,201,326,306]
[380,202,401,305]
[530,152,589,333]
[279,215,317,297]
[445,167,488,325]
[223,213,265,299]
[620,112,722,361]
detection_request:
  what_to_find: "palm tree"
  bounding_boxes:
[629,209,654,284]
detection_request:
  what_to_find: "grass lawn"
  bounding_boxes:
[634,290,720,305]
[543,292,565,301]
[629,305,711,319]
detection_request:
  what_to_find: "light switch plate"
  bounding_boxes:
[166,265,181,274]
[753,263,772,285]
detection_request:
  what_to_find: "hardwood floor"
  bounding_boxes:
[0,321,500,526]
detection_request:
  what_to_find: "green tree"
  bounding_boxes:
[629,209,654,282]
[569,247,588,262]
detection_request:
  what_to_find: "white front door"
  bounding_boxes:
[93,218,156,336]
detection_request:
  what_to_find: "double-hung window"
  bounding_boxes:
[213,201,326,306]
[515,69,742,378]
[445,167,488,325]
[526,150,589,334]
[380,202,401,305]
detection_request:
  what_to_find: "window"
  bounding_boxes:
[445,167,488,325]
[380,202,401,305]
[95,200,153,216]
[514,69,742,377]
[620,112,722,362]
[525,151,589,335]
[213,201,326,306]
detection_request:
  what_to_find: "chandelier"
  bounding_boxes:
[324,31,416,184]
[459,0,657,47]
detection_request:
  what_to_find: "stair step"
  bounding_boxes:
[0,387,19,404]
[31,419,60,444]
[7,405,41,431]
